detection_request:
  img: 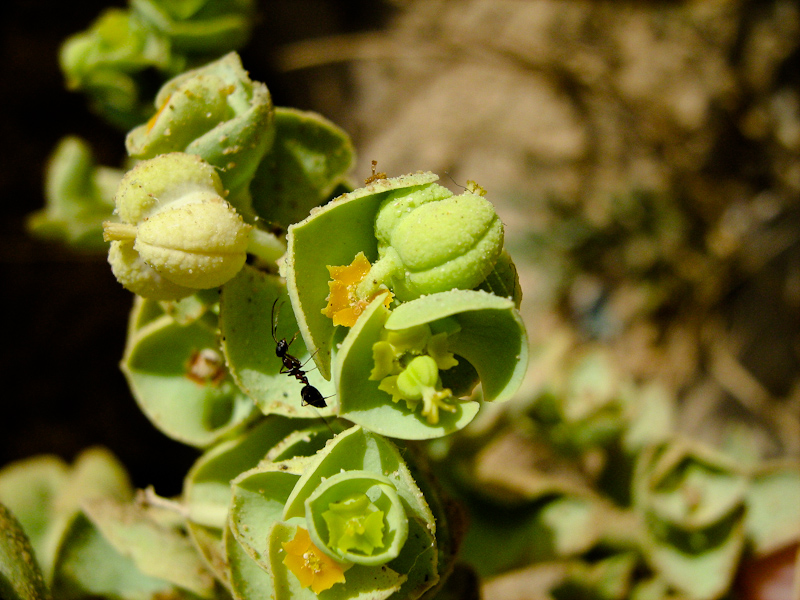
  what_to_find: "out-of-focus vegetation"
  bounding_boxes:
[276,1,800,597]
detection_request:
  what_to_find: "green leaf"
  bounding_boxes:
[81,497,217,598]
[122,309,257,447]
[126,52,273,202]
[219,265,336,418]
[0,457,68,570]
[226,522,275,600]
[744,462,800,555]
[250,106,355,228]
[51,512,193,600]
[27,137,120,250]
[0,502,49,600]
[131,0,256,52]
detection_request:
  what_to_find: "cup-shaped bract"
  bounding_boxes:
[59,8,173,129]
[284,172,515,380]
[227,426,455,600]
[126,52,273,202]
[27,136,121,251]
[332,289,527,439]
[633,441,749,600]
[120,295,258,447]
[182,418,340,589]
[105,152,251,300]
[130,0,256,53]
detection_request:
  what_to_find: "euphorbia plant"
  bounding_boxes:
[0,3,527,599]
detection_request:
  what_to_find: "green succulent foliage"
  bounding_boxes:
[27,137,122,251]
[60,8,175,129]
[332,290,527,439]
[219,265,336,419]
[743,463,800,555]
[60,1,255,129]
[52,498,220,600]
[632,442,749,600]
[227,426,455,600]
[249,107,356,229]
[0,449,132,585]
[126,52,273,205]
[121,294,258,447]
[0,502,50,600]
[130,0,256,53]
[182,417,341,589]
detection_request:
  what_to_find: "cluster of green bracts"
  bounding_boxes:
[60,0,256,130]
[12,47,528,600]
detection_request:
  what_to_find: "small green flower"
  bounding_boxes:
[284,172,517,380]
[379,356,457,425]
[333,290,528,440]
[322,494,385,556]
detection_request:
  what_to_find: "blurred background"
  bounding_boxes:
[1,0,798,516]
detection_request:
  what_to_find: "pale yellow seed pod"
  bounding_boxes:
[105,152,251,298]
[134,194,251,289]
[115,153,223,224]
[108,240,195,301]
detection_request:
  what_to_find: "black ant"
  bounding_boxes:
[271,299,327,409]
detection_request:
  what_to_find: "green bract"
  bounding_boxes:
[105,152,251,300]
[60,2,255,130]
[121,294,258,447]
[332,290,527,439]
[633,442,748,600]
[218,265,336,419]
[126,52,273,204]
[249,107,355,229]
[130,0,256,53]
[227,426,455,600]
[284,172,516,380]
[60,8,173,129]
[27,137,122,251]
[182,418,339,590]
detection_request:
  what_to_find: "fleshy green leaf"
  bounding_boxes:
[250,106,355,228]
[27,137,120,250]
[0,502,49,600]
[219,265,336,418]
[81,497,217,598]
[744,463,800,555]
[122,308,257,447]
[126,52,273,202]
[131,0,256,52]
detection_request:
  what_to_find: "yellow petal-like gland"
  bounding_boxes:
[322,252,393,327]
[282,528,348,594]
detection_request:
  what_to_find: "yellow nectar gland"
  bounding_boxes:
[282,527,349,593]
[322,252,392,327]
